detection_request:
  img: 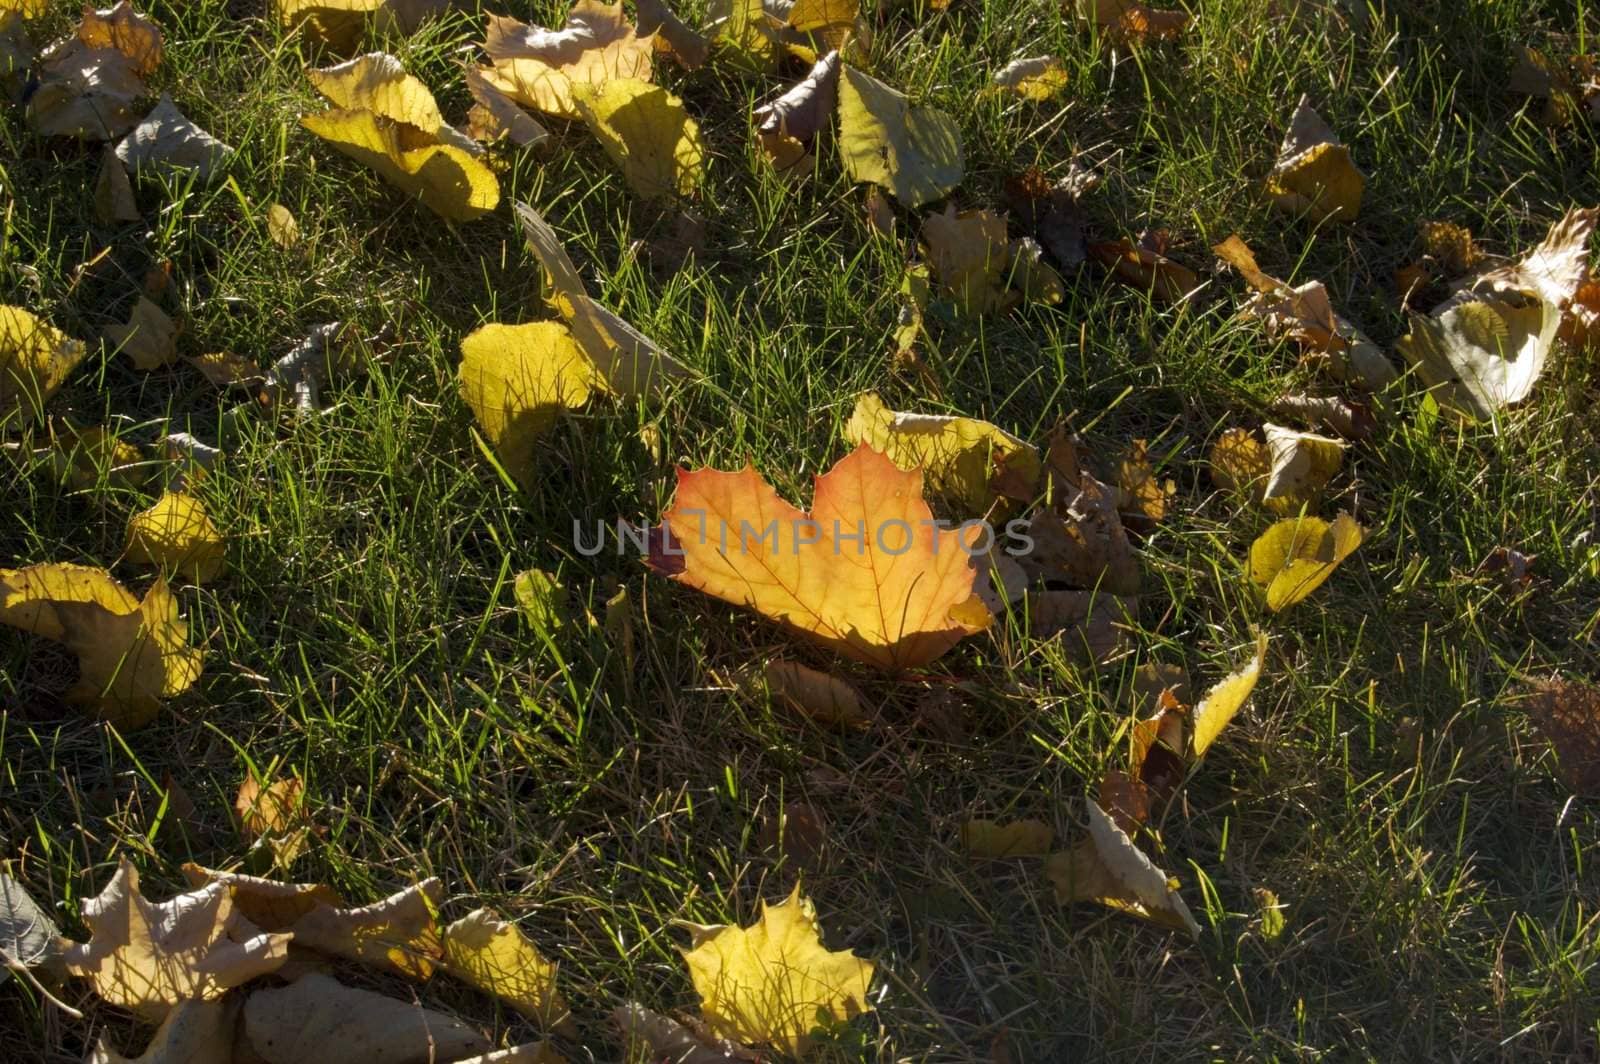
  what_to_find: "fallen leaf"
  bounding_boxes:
[234,773,305,840]
[844,392,1039,515]
[1006,236,1066,305]
[443,909,571,1029]
[1189,632,1268,758]
[837,64,962,208]
[1269,393,1375,441]
[572,77,705,199]
[678,885,875,1054]
[463,64,551,148]
[1071,0,1189,44]
[1247,512,1363,612]
[27,2,162,139]
[785,0,860,55]
[179,865,341,930]
[1021,589,1136,663]
[1471,206,1598,320]
[476,1,654,119]
[47,422,149,489]
[1525,678,1600,795]
[989,56,1067,100]
[256,321,356,412]
[512,568,569,634]
[754,49,839,174]
[1114,439,1173,523]
[1015,474,1141,595]
[1254,887,1286,943]
[1265,96,1363,222]
[1097,768,1150,833]
[62,857,288,1018]
[748,658,870,727]
[1088,234,1199,303]
[1420,220,1484,275]
[758,801,828,867]
[1474,546,1536,590]
[458,320,598,486]
[239,971,490,1064]
[114,94,233,181]
[891,263,933,362]
[1,871,64,984]
[647,443,990,671]
[276,0,450,51]
[95,147,140,224]
[636,0,711,69]
[614,1002,755,1063]
[708,0,781,73]
[960,818,1054,858]
[1045,799,1200,937]
[0,563,202,727]
[89,998,238,1064]
[124,491,226,583]
[104,296,177,370]
[1004,164,1093,270]
[1395,292,1557,421]
[921,206,1015,315]
[187,350,264,389]
[515,202,691,397]
[1,305,88,422]
[265,203,300,247]
[1260,422,1343,510]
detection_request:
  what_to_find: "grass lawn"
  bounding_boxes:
[4,0,1600,1060]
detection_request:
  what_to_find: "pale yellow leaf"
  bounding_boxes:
[1247,512,1363,612]
[837,64,962,207]
[960,818,1054,858]
[442,909,571,1029]
[124,491,226,583]
[459,321,597,487]
[105,296,177,371]
[1,305,88,422]
[571,77,705,199]
[1189,631,1268,758]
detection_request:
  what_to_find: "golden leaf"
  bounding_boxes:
[276,0,451,51]
[989,56,1068,101]
[459,321,597,486]
[1265,96,1363,222]
[571,77,705,199]
[307,51,445,130]
[0,563,202,728]
[62,858,289,1019]
[1114,439,1173,522]
[837,64,962,208]
[1,305,88,422]
[105,296,177,371]
[300,106,499,221]
[1247,512,1363,612]
[1045,800,1200,936]
[960,818,1055,858]
[48,423,148,490]
[1259,423,1343,511]
[649,444,991,671]
[1,0,48,17]
[1419,220,1484,275]
[477,1,653,119]
[1189,631,1268,759]
[921,206,1014,315]
[514,201,691,397]
[1072,0,1189,44]
[124,491,226,583]
[844,392,1039,515]
[678,885,875,1054]
[442,909,571,1029]
[464,65,551,148]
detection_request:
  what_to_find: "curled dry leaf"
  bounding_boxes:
[837,64,962,208]
[614,1002,755,1063]
[0,563,202,728]
[1016,475,1141,595]
[1395,292,1557,421]
[442,909,571,1030]
[754,49,839,174]
[1420,221,1485,275]
[647,444,991,671]
[516,201,692,398]
[636,0,711,69]
[180,865,341,930]
[276,0,451,52]
[1114,439,1173,523]
[1474,545,1536,590]
[476,1,654,119]
[234,772,316,868]
[240,972,490,1064]
[748,658,870,727]
[27,1,162,140]
[105,296,177,370]
[1071,0,1190,44]
[1004,163,1094,270]
[1088,233,1200,304]
[960,818,1055,858]
[89,997,238,1064]
[1,305,88,422]
[990,55,1067,100]
[463,65,550,149]
[1212,233,1394,389]
[572,78,705,199]
[115,94,234,182]
[1045,799,1200,937]
[124,491,227,583]
[1525,678,1600,796]
[678,885,875,1055]
[62,857,289,1019]
[458,321,598,487]
[845,393,1040,515]
[1265,96,1363,222]
[1260,422,1344,510]
[1269,393,1376,441]
[1247,512,1363,612]
[257,321,355,413]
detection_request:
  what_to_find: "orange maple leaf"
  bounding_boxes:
[647,444,991,671]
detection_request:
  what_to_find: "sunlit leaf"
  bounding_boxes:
[114,93,234,182]
[837,64,962,208]
[1189,631,1268,759]
[300,106,499,221]
[1,305,88,423]
[1265,96,1363,222]
[571,77,705,199]
[1045,799,1200,937]
[476,1,653,119]
[124,491,226,583]
[1246,512,1363,612]
[442,909,571,1030]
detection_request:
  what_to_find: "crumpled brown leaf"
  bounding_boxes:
[27,2,162,140]
[1089,231,1199,304]
[62,858,289,1019]
[1045,799,1200,937]
[1525,678,1600,796]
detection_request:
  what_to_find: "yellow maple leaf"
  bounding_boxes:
[0,563,202,728]
[1,305,88,422]
[678,885,875,1054]
[62,857,289,1019]
[458,321,598,486]
[477,1,654,119]
[442,909,572,1030]
[648,443,991,671]
[124,491,227,583]
[571,77,704,199]
[836,64,962,208]
[301,107,499,221]
[1265,96,1363,223]
[1247,513,1363,612]
[1189,631,1268,759]
[844,392,1039,515]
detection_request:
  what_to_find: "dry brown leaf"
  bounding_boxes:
[179,865,342,930]
[1265,95,1363,222]
[1114,439,1173,523]
[749,658,871,727]
[1526,678,1600,795]
[105,296,177,370]
[463,64,551,148]
[27,2,162,140]
[614,1002,755,1063]
[62,857,288,1019]
[1016,474,1141,596]
[476,1,654,119]
[1269,393,1376,441]
[1045,799,1200,936]
[1088,233,1199,303]
[239,971,490,1064]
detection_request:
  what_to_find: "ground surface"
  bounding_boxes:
[4,0,1600,1061]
